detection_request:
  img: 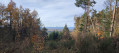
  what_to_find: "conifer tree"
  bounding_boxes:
[75,0,96,37]
[62,24,70,40]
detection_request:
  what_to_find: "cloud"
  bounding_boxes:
[0,0,106,27]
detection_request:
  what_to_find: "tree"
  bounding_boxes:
[62,24,70,40]
[49,31,61,40]
[0,3,6,26]
[110,0,118,37]
[90,9,97,35]
[7,0,16,28]
[0,3,6,19]
[31,10,38,18]
[75,0,96,37]
[71,17,80,47]
[41,27,48,36]
[41,27,48,40]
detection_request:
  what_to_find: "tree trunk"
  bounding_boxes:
[83,6,87,38]
[83,1,90,38]
[90,17,96,35]
[110,0,117,37]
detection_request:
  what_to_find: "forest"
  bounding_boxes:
[0,0,119,53]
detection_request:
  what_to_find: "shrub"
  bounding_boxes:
[60,40,75,49]
[48,41,57,50]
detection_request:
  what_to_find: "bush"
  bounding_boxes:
[48,41,57,50]
[77,35,117,53]
[61,40,75,49]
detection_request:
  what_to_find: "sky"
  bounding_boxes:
[0,0,106,27]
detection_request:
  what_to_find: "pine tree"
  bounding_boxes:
[62,24,70,40]
[75,0,96,38]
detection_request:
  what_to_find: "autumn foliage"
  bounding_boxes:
[0,0,42,53]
